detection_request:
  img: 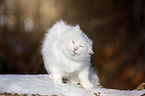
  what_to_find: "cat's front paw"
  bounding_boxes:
[52,78,63,84]
[81,81,93,89]
[50,74,63,84]
[70,80,80,85]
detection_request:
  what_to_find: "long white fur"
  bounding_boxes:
[41,20,100,89]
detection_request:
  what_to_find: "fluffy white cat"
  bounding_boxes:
[41,21,100,89]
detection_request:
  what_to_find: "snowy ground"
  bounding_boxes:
[0,75,144,96]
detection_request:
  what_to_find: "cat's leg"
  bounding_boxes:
[50,73,62,84]
[49,66,63,84]
[69,73,80,85]
[89,69,100,88]
[78,66,93,89]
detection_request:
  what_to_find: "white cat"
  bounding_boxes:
[41,21,100,89]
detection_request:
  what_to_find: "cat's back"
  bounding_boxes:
[43,20,75,47]
[42,21,66,44]
[42,21,71,56]
[48,20,72,36]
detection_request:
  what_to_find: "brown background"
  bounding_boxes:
[0,0,145,90]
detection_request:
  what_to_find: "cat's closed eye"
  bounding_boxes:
[79,45,83,48]
[72,40,75,44]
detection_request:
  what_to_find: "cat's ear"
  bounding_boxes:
[75,25,81,31]
[88,48,94,55]
[88,39,94,54]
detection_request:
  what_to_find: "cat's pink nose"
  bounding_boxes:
[74,47,78,51]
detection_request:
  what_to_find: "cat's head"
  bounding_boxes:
[60,25,94,60]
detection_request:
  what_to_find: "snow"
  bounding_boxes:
[0,75,144,96]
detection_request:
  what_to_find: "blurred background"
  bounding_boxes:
[0,0,145,90]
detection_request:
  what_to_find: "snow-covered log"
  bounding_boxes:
[0,75,144,96]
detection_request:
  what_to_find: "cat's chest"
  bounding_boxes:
[62,60,85,73]
[56,49,88,73]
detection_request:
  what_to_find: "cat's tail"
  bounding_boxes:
[89,68,101,88]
